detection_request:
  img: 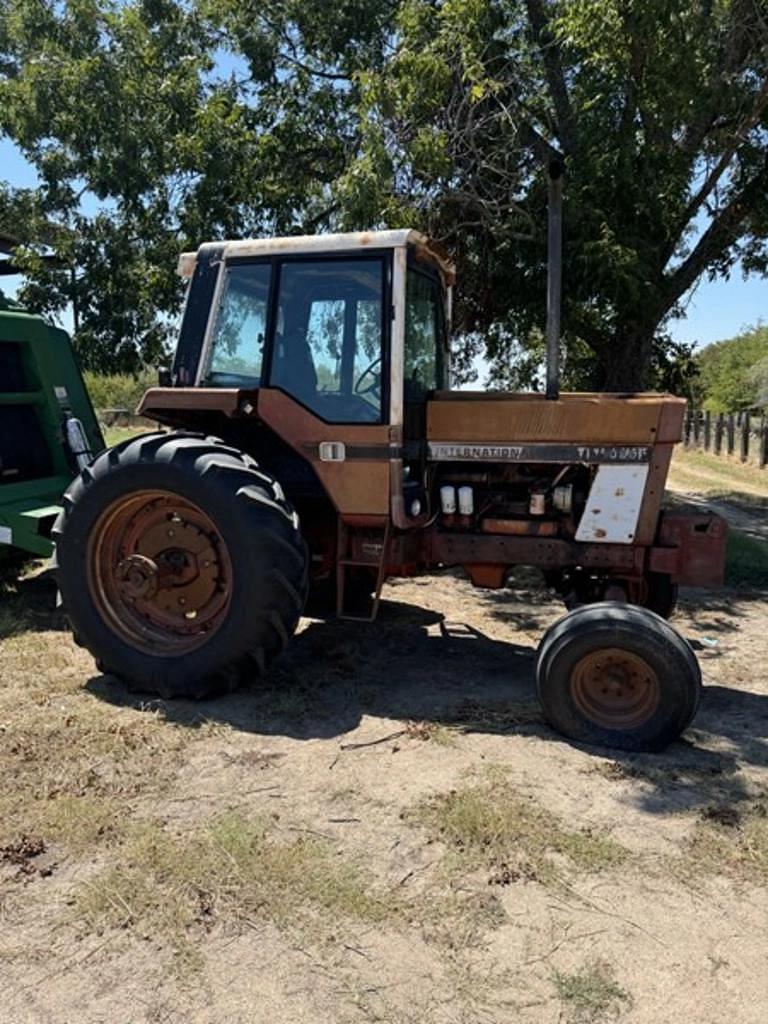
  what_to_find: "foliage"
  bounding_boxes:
[695,323,768,411]
[1,1,767,386]
[82,369,158,412]
[347,0,768,389]
[748,353,768,409]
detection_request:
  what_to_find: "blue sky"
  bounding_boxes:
[1,137,765,349]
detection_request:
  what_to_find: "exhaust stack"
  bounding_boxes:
[546,160,564,400]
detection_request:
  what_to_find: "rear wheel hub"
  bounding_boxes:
[89,490,232,655]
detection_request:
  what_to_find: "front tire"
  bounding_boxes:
[54,432,308,699]
[535,602,701,751]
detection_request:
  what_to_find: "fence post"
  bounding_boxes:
[714,413,724,454]
[760,418,768,468]
[683,409,692,447]
[740,412,750,463]
[727,414,735,455]
[704,411,711,451]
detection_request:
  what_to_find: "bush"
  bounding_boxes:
[695,324,768,412]
[83,369,158,413]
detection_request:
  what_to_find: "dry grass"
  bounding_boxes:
[553,960,632,1022]
[75,813,395,970]
[409,771,627,885]
[682,803,768,884]
[668,448,768,504]
[0,578,203,856]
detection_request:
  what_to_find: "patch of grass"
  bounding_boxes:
[405,720,458,746]
[26,795,124,853]
[0,675,193,855]
[453,698,542,732]
[408,774,627,885]
[74,813,394,969]
[553,961,631,1023]
[668,448,768,503]
[102,424,152,447]
[683,802,768,883]
[725,531,768,589]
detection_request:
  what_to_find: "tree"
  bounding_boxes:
[339,0,768,388]
[696,323,768,410]
[1,0,768,388]
[0,0,383,369]
[748,354,768,409]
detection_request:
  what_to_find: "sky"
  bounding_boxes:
[1,136,765,351]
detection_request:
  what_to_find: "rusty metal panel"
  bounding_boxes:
[575,465,650,544]
[649,512,728,586]
[634,443,673,545]
[427,393,683,444]
[257,389,391,515]
[139,387,245,417]
[430,531,643,572]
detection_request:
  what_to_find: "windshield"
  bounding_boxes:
[203,262,270,387]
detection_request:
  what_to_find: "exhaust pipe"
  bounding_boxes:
[546,160,564,401]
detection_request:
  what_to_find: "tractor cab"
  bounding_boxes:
[183,230,451,426]
[142,230,455,527]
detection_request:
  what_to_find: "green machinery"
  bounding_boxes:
[0,293,104,571]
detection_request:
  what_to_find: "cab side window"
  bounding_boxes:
[404,270,444,399]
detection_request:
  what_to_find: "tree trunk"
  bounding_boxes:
[599,326,656,392]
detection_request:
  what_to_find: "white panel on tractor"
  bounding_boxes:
[575,464,650,544]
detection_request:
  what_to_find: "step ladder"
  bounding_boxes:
[336,519,390,621]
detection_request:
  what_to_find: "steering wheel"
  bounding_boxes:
[354,356,382,401]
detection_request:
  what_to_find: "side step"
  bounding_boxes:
[336,520,390,622]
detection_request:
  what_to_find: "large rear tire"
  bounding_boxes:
[535,602,701,751]
[54,432,308,699]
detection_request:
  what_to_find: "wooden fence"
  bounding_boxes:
[683,410,768,467]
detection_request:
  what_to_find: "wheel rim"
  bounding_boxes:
[88,490,232,655]
[570,648,660,730]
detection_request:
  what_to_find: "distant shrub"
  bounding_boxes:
[83,369,158,413]
[695,324,768,412]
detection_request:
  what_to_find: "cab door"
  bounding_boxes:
[257,253,394,517]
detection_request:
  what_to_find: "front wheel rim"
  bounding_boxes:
[570,648,661,730]
[88,489,233,655]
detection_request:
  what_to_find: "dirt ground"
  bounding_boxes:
[1,463,767,1023]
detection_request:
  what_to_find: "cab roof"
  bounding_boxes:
[177,229,456,284]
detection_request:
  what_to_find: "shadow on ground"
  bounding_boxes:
[84,590,768,817]
[3,562,765,817]
[0,568,65,640]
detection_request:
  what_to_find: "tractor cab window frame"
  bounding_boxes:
[265,252,391,426]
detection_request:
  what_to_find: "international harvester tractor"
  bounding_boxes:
[54,226,727,751]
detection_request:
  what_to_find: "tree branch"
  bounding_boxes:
[677,75,768,231]
[662,156,768,315]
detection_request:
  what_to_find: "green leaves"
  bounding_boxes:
[0,0,767,387]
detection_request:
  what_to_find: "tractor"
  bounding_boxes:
[54,225,727,751]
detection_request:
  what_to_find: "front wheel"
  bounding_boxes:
[54,432,308,699]
[535,603,701,751]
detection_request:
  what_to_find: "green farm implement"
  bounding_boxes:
[0,294,104,574]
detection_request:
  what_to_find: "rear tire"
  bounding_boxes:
[535,602,701,751]
[53,432,308,699]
